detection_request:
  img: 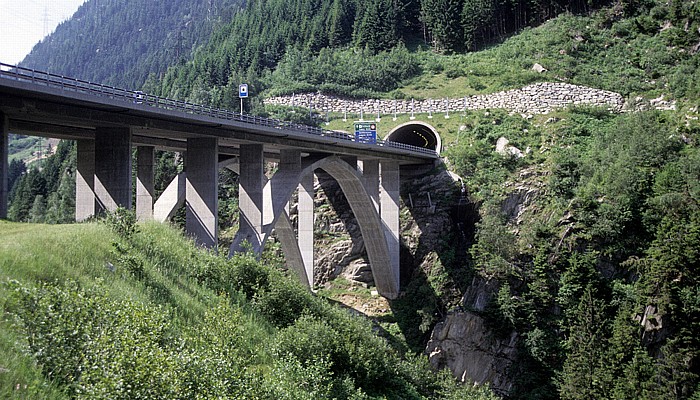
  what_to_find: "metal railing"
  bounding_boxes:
[0,62,438,157]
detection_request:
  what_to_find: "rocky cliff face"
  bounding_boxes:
[309,163,525,396]
[426,311,518,397]
[311,165,464,288]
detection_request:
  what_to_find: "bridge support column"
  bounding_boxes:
[95,128,132,214]
[360,159,379,212]
[75,140,96,221]
[0,112,7,219]
[272,149,314,285]
[154,152,186,222]
[186,138,218,248]
[298,170,314,287]
[136,146,155,221]
[341,156,358,170]
[233,144,263,253]
[380,160,400,292]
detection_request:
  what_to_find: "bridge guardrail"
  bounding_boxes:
[0,62,437,157]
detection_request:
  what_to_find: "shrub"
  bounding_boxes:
[229,252,272,299]
[10,281,179,398]
[254,277,318,328]
[103,207,138,238]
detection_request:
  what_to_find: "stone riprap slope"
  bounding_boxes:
[264,82,625,116]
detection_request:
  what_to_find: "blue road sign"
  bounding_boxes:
[354,121,377,144]
[239,84,248,98]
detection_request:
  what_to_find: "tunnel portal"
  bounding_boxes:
[385,122,442,154]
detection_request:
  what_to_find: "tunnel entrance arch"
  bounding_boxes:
[385,122,442,154]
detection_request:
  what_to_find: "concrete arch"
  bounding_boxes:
[386,121,442,154]
[231,155,398,298]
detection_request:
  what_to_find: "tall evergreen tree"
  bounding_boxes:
[9,168,47,222]
[462,0,496,50]
[8,158,27,197]
[421,0,465,53]
[327,0,353,47]
[28,195,47,224]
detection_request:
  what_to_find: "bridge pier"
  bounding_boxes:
[232,144,263,252]
[0,112,10,219]
[1,112,7,219]
[75,140,96,221]
[94,128,133,214]
[185,138,218,248]
[153,152,186,222]
[298,171,314,288]
[136,146,155,221]
[360,159,380,212]
[380,161,400,292]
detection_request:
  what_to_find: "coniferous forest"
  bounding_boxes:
[3,0,700,399]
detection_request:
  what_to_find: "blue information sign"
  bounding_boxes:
[239,84,249,98]
[354,121,377,144]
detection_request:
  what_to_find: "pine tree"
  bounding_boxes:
[28,195,47,224]
[9,169,47,222]
[45,169,75,224]
[462,0,496,50]
[558,286,609,399]
[7,158,27,196]
[421,0,465,53]
[327,0,352,48]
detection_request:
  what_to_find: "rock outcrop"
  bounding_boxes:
[307,162,536,397]
[426,311,518,397]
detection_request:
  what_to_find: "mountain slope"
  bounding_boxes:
[20,0,245,89]
[5,1,700,398]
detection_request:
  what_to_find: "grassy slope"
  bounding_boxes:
[401,11,696,101]
[0,221,216,398]
[0,221,280,398]
[307,8,699,149]
[0,220,496,399]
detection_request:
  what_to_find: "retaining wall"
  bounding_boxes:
[264,82,625,116]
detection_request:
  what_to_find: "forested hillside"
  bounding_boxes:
[20,0,245,89]
[153,0,700,107]
[152,0,622,103]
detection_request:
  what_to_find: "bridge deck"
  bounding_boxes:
[0,63,437,164]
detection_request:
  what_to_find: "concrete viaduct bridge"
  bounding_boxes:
[0,64,440,298]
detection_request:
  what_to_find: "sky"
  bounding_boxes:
[0,0,87,66]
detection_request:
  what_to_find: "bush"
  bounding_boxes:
[10,281,179,398]
[103,207,138,238]
[254,278,319,328]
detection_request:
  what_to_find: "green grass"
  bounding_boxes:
[0,221,226,398]
[0,220,497,399]
[0,222,118,399]
[0,222,116,283]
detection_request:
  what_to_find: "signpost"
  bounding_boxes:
[354,121,377,144]
[239,83,248,114]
